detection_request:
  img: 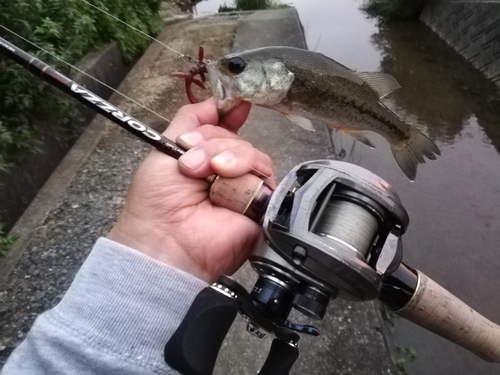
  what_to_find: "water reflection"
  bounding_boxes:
[328,128,361,165]
[370,20,500,151]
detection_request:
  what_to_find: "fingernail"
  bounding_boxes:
[178,132,203,147]
[212,152,235,166]
[181,149,206,169]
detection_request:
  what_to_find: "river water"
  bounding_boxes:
[197,1,500,373]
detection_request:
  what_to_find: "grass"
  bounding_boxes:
[362,0,427,22]
[0,225,17,257]
[394,345,417,374]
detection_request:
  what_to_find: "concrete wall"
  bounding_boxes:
[420,0,500,87]
[0,43,131,234]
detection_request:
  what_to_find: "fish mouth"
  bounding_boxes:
[207,63,226,100]
[206,62,241,115]
[216,79,226,100]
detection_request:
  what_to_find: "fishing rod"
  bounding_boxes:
[0,37,182,158]
[0,36,272,221]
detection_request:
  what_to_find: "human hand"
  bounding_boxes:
[107,98,275,283]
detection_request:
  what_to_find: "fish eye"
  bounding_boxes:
[228,57,246,74]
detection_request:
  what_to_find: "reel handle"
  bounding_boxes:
[396,271,500,362]
[259,339,299,375]
[164,287,239,375]
[165,284,300,375]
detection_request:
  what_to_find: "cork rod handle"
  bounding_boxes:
[208,174,273,223]
[396,271,500,362]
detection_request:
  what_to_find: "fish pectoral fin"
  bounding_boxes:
[340,130,376,148]
[284,114,315,131]
[355,72,401,98]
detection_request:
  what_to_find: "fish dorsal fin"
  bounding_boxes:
[355,72,401,98]
[285,114,315,131]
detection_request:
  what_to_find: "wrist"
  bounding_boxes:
[107,214,213,283]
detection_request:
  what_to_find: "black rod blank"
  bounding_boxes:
[0,36,185,159]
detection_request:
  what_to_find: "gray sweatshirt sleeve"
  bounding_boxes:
[1,237,208,375]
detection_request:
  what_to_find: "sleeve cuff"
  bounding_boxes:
[46,237,208,368]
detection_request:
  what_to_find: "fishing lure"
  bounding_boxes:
[171,46,209,104]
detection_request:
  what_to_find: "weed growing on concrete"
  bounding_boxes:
[394,344,417,374]
[380,303,397,327]
[0,225,17,257]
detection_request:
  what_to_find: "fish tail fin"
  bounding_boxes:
[391,127,440,181]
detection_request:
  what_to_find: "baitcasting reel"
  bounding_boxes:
[249,159,408,322]
[165,160,413,375]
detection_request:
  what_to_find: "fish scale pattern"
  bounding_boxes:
[420,0,500,87]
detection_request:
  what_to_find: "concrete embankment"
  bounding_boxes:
[421,0,500,87]
[0,9,394,373]
[0,42,131,238]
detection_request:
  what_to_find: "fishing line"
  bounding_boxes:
[0,25,172,124]
[78,0,195,62]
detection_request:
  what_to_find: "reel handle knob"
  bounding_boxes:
[258,339,299,375]
[164,287,239,374]
[396,271,500,362]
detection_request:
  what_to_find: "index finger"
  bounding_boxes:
[219,100,252,132]
[163,98,251,140]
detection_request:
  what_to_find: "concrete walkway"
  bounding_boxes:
[0,9,393,374]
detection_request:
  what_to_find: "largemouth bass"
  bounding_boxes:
[207,46,440,180]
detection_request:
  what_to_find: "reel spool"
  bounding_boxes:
[249,160,409,321]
